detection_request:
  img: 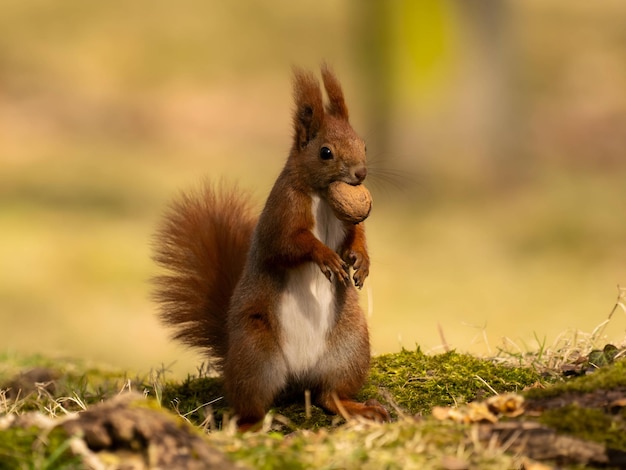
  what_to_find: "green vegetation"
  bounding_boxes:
[364,349,542,415]
[4,346,624,468]
[540,405,626,453]
[0,353,141,415]
[521,358,626,453]
[526,351,626,400]
[214,419,509,470]
[154,348,545,431]
[0,427,80,470]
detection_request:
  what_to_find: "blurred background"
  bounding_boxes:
[1,0,625,376]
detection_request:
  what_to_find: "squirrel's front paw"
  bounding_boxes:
[343,250,370,289]
[314,249,350,284]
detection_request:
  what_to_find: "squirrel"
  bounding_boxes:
[153,64,390,429]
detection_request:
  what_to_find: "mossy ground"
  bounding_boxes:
[364,349,543,414]
[1,346,625,469]
[525,358,626,453]
[0,426,82,470]
[157,348,545,431]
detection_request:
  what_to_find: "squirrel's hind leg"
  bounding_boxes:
[315,290,390,423]
[225,357,288,430]
[223,325,288,431]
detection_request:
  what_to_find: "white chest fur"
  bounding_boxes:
[278,194,346,376]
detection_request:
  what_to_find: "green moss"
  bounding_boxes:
[521,359,626,453]
[160,376,227,426]
[216,418,518,470]
[160,375,341,430]
[7,350,622,467]
[361,348,542,415]
[272,402,338,431]
[0,426,80,470]
[525,359,626,400]
[539,404,626,452]
[1,366,144,415]
[157,349,542,429]
[156,348,544,429]
[0,427,40,470]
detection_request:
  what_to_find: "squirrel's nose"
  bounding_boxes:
[353,166,367,184]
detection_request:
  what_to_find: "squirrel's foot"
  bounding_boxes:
[346,399,390,422]
[235,416,265,433]
[319,395,391,423]
[362,399,391,422]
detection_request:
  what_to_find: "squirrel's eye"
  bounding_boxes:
[320,146,333,160]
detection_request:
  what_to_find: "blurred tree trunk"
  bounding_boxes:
[353,1,524,183]
[455,0,525,179]
[352,1,394,161]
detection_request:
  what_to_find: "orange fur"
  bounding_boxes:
[153,183,256,366]
[153,66,389,428]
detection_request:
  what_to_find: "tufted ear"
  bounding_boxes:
[321,63,349,120]
[292,67,324,150]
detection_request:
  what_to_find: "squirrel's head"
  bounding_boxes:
[290,64,367,191]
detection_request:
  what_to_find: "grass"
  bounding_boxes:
[1,350,529,468]
[211,419,519,470]
[1,318,625,469]
[0,427,80,470]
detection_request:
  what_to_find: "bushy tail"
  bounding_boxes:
[152,182,257,367]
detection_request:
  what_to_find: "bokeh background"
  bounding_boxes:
[2,0,625,376]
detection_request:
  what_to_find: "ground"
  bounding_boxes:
[1,342,625,469]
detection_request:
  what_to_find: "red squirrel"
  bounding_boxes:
[153,64,390,429]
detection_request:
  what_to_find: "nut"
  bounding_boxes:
[326,181,372,224]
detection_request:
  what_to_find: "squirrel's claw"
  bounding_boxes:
[353,272,365,289]
[317,250,349,284]
[344,249,369,289]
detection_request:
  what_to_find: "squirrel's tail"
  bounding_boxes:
[152,182,256,367]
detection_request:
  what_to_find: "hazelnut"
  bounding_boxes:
[326,181,372,224]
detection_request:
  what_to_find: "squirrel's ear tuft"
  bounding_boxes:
[292,67,324,150]
[321,63,349,121]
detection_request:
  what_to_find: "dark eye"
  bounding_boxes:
[320,146,333,160]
